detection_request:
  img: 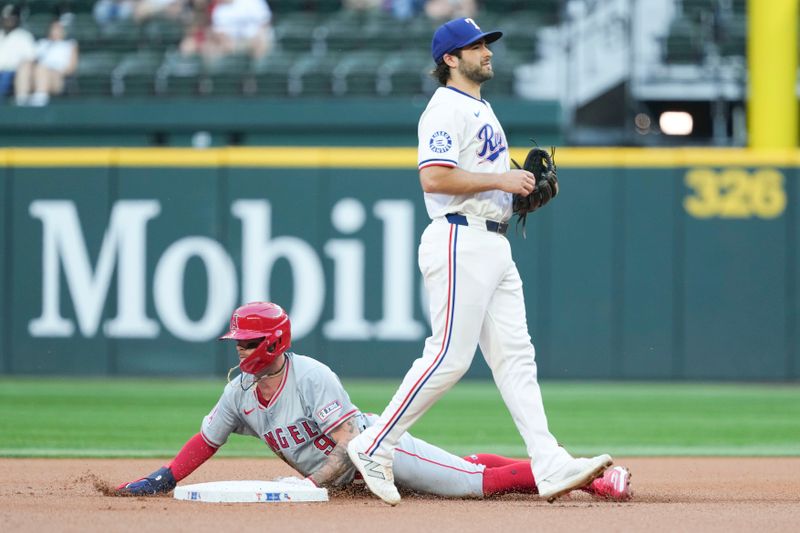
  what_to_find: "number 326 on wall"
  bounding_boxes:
[683,168,787,219]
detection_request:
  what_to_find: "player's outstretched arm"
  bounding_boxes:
[116,432,219,496]
[420,165,535,196]
[307,416,360,487]
[116,465,177,496]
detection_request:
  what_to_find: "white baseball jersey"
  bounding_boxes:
[201,353,484,496]
[417,86,513,222]
[356,84,575,485]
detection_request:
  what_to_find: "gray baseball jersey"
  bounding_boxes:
[201,352,484,497]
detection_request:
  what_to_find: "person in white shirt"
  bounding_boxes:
[15,17,79,106]
[204,0,273,60]
[0,3,35,102]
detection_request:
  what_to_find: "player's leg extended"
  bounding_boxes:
[391,431,485,498]
[479,261,611,500]
[462,453,632,500]
[478,260,572,481]
[347,222,501,503]
[355,223,498,458]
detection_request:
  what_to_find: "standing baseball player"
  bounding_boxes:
[117,302,631,501]
[346,17,615,505]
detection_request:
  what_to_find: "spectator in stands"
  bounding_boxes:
[385,0,426,21]
[15,16,79,106]
[424,0,476,21]
[133,0,186,23]
[93,0,136,26]
[196,0,273,61]
[0,3,35,103]
[179,0,214,56]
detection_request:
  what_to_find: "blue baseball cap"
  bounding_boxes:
[431,17,503,64]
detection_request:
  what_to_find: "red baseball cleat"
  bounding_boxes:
[583,466,632,501]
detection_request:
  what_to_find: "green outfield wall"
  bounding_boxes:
[0,147,797,380]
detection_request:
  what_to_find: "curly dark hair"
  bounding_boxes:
[431,49,462,86]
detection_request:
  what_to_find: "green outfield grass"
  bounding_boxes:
[0,378,798,458]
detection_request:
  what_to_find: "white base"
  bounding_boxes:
[173,480,328,503]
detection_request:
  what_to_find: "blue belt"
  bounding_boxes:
[445,213,508,235]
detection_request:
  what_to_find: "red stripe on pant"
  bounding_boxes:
[365,223,458,456]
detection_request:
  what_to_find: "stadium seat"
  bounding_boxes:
[332,50,385,96]
[275,21,317,53]
[496,14,541,62]
[319,21,364,53]
[112,50,163,97]
[404,16,438,45]
[24,12,54,39]
[362,23,407,52]
[20,2,567,102]
[73,50,119,97]
[483,0,559,23]
[205,53,251,96]
[376,51,430,96]
[249,52,296,97]
[274,10,325,53]
[141,18,184,52]
[289,52,339,96]
[68,12,103,47]
[159,51,203,97]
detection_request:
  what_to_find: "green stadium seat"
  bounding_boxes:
[248,52,296,97]
[269,0,326,14]
[320,22,364,53]
[404,16,438,44]
[496,14,542,62]
[320,9,400,52]
[289,52,339,96]
[274,18,318,53]
[362,23,407,52]
[376,51,429,96]
[70,12,102,40]
[24,12,54,39]
[160,51,203,97]
[112,50,163,96]
[73,50,119,97]
[332,50,384,96]
[205,53,251,96]
[141,18,185,51]
[483,0,559,23]
[97,18,141,53]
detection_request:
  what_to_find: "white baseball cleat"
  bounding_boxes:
[346,433,401,506]
[537,454,613,503]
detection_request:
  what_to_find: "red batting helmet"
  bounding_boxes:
[219,302,291,375]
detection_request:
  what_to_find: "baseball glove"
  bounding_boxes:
[511,146,559,236]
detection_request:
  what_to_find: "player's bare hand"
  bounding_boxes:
[499,169,535,195]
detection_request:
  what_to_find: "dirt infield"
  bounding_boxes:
[1,457,798,532]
